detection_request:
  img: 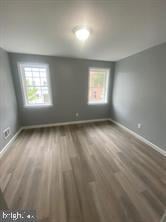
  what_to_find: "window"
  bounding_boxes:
[19,63,52,107]
[88,68,110,104]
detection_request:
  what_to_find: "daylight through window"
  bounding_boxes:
[88,68,110,104]
[19,64,52,107]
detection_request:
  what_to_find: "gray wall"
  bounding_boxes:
[111,43,166,152]
[0,48,20,151]
[9,53,114,126]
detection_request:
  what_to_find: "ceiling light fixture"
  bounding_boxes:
[73,26,91,42]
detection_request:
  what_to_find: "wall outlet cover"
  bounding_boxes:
[76,113,79,117]
[137,123,141,129]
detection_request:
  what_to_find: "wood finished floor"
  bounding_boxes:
[0,121,165,222]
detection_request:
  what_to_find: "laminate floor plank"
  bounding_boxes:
[0,121,165,222]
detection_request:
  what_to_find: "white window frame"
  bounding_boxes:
[18,63,53,108]
[88,68,110,105]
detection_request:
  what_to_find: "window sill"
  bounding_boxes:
[24,104,53,109]
[88,102,108,105]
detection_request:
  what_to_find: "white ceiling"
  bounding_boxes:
[0,0,166,61]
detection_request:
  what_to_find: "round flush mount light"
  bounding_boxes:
[73,26,91,41]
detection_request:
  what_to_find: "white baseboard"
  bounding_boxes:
[2,119,165,158]
[109,119,166,157]
[22,118,108,130]
[0,119,107,157]
[0,128,23,158]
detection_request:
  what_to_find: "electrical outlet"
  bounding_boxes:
[3,127,10,139]
[137,123,141,129]
[75,113,79,117]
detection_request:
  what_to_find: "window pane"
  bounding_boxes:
[32,68,40,72]
[26,87,39,104]
[41,78,47,86]
[40,68,46,72]
[25,77,33,86]
[89,87,104,102]
[33,71,40,78]
[32,77,41,86]
[24,67,31,72]
[27,87,45,104]
[42,87,49,103]
[20,64,51,106]
[42,87,48,94]
[40,71,46,78]
[90,72,105,88]
[25,71,32,77]
[88,69,109,104]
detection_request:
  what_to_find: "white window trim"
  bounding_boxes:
[88,67,110,105]
[18,63,53,108]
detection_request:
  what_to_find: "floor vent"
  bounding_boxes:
[3,127,10,139]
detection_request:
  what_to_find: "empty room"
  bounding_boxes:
[0,0,166,221]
